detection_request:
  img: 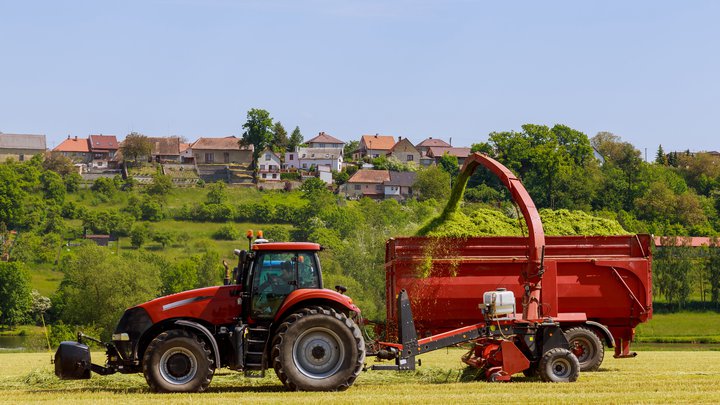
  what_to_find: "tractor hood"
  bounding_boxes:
[137,285,240,325]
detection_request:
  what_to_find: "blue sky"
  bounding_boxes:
[1,1,718,155]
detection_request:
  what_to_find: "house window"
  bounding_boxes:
[376,184,383,191]
[262,174,266,179]
[272,173,277,179]
[289,154,294,160]
[260,165,265,170]
[19,154,25,162]
[205,153,214,163]
[223,152,230,163]
[302,163,307,169]
[354,185,361,190]
[265,154,271,161]
[407,155,414,161]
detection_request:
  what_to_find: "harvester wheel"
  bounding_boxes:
[272,307,365,391]
[564,327,604,371]
[538,347,580,383]
[142,329,214,393]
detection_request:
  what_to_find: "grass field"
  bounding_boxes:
[1,349,719,403]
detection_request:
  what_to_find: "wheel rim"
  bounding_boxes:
[571,337,594,363]
[551,357,572,379]
[159,347,198,385]
[292,326,345,379]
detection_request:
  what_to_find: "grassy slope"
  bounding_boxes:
[2,349,720,403]
[636,312,720,343]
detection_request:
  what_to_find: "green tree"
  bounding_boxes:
[272,121,288,152]
[146,174,173,196]
[288,126,304,151]
[438,153,460,179]
[0,262,32,326]
[55,245,161,337]
[40,170,66,205]
[130,223,152,247]
[241,108,274,161]
[152,230,174,249]
[161,259,198,295]
[206,181,228,204]
[655,145,668,165]
[91,177,117,199]
[300,177,328,197]
[0,165,27,228]
[414,166,451,202]
[344,140,360,160]
[120,132,153,163]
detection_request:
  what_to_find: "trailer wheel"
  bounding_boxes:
[564,327,604,371]
[538,347,579,383]
[272,307,365,391]
[142,329,214,393]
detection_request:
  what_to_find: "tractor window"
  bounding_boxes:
[251,252,297,319]
[297,252,319,289]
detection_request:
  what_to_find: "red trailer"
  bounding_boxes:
[384,234,652,364]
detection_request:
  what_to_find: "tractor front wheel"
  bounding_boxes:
[272,307,365,391]
[142,329,214,393]
[538,347,580,383]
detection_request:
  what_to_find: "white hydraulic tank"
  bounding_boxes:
[482,288,516,319]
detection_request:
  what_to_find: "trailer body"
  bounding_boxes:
[385,234,652,355]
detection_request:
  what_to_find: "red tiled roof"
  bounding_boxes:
[361,135,395,151]
[88,135,119,151]
[179,143,190,153]
[416,137,451,148]
[191,136,254,151]
[347,169,390,184]
[54,137,90,153]
[427,146,472,158]
[307,132,345,145]
[390,138,419,153]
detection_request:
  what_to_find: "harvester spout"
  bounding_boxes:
[422,153,547,320]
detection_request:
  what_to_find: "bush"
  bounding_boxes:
[213,224,240,240]
[280,172,301,181]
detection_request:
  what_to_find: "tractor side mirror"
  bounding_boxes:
[335,285,347,295]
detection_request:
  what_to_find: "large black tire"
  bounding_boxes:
[564,326,604,372]
[538,347,580,383]
[272,307,365,391]
[142,329,214,393]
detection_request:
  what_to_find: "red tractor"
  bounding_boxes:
[55,236,365,392]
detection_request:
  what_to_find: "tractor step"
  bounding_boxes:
[243,325,272,377]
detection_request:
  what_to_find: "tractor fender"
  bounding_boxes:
[584,321,615,348]
[274,288,360,322]
[174,319,221,367]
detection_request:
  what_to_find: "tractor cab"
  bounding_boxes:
[241,242,322,320]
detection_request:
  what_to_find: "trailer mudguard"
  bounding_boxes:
[584,321,615,348]
[174,319,221,368]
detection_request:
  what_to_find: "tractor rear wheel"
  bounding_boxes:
[142,329,214,393]
[272,307,365,391]
[538,347,580,383]
[564,326,604,371]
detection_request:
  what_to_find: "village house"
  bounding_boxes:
[356,134,396,159]
[387,137,420,166]
[345,169,390,199]
[384,171,417,200]
[147,137,181,162]
[88,134,119,168]
[426,146,472,166]
[285,147,343,172]
[190,136,254,165]
[258,148,282,181]
[306,132,345,149]
[52,135,91,163]
[415,137,452,166]
[0,133,46,162]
